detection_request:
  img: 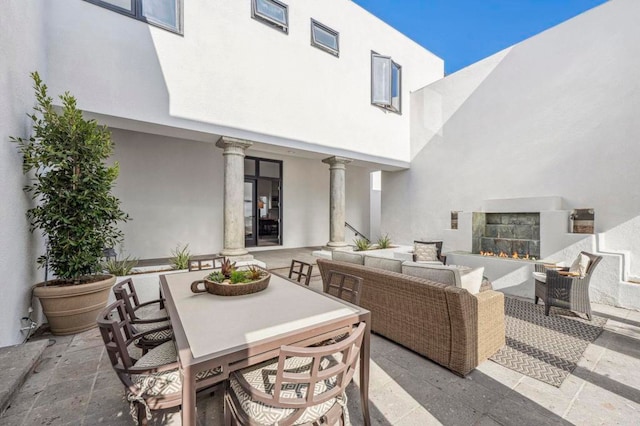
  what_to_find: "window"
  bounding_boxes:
[84,0,181,33]
[252,0,289,34]
[310,19,339,56]
[371,52,402,114]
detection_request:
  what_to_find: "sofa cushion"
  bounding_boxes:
[332,251,364,265]
[364,256,402,273]
[459,267,484,295]
[401,262,459,286]
[414,242,439,262]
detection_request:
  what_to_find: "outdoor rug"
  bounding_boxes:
[489,297,607,387]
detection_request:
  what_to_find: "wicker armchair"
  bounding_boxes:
[413,240,447,264]
[535,252,602,320]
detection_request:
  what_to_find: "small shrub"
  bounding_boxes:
[170,244,191,270]
[246,266,264,280]
[207,271,225,283]
[230,270,248,284]
[102,255,138,276]
[220,258,237,278]
[377,234,392,249]
[353,237,372,252]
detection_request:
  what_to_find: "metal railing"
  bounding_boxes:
[345,222,370,243]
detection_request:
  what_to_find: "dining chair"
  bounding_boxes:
[324,270,363,305]
[113,278,167,322]
[288,259,313,286]
[535,251,602,320]
[188,256,226,271]
[224,322,366,426]
[97,301,221,426]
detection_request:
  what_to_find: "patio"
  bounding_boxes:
[1,248,639,425]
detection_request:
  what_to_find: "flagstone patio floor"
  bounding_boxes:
[1,247,639,425]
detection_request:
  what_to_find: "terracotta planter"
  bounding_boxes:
[34,275,116,335]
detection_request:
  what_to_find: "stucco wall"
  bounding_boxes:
[110,129,225,259]
[110,129,370,258]
[384,0,640,277]
[44,0,443,164]
[0,0,46,346]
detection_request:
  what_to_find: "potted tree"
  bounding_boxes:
[13,72,130,335]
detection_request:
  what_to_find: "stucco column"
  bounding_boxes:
[322,156,353,249]
[216,136,253,257]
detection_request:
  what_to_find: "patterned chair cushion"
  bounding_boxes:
[136,303,167,320]
[127,341,221,424]
[229,355,344,425]
[132,320,173,341]
[127,344,143,361]
[414,243,439,262]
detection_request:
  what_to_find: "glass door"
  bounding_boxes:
[244,180,257,247]
[245,156,283,247]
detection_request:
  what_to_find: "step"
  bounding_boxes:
[0,340,48,414]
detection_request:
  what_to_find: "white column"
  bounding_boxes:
[322,156,352,249]
[216,136,253,257]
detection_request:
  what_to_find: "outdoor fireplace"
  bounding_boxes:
[472,212,540,259]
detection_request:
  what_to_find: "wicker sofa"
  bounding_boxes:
[317,258,505,376]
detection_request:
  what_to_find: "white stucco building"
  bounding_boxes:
[1,0,639,347]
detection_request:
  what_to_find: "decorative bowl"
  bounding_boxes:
[191,272,270,296]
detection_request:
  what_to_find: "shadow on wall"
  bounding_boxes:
[388,0,640,275]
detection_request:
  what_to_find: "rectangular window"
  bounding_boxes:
[140,0,178,30]
[310,19,339,56]
[84,0,181,33]
[252,0,289,34]
[99,0,133,12]
[371,52,402,114]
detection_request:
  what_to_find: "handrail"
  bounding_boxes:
[345,222,370,243]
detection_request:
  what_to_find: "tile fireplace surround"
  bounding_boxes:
[442,197,594,299]
[472,212,541,258]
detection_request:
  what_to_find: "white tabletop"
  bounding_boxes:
[163,271,360,359]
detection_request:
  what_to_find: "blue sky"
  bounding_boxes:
[351,0,607,74]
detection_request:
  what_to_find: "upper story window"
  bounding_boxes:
[84,0,181,34]
[252,0,289,34]
[310,19,339,57]
[371,52,402,114]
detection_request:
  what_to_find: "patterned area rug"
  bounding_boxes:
[490,297,607,387]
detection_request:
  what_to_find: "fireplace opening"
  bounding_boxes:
[472,212,540,259]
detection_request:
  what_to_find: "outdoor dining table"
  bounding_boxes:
[160,270,372,426]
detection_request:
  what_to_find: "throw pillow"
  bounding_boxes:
[414,243,438,262]
[459,267,485,295]
[569,253,590,278]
